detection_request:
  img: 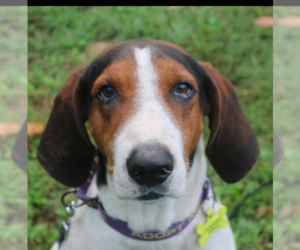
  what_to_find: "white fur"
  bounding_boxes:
[50,242,60,250]
[112,48,186,204]
[57,137,236,250]
[53,46,236,250]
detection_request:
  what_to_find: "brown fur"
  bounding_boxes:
[38,39,259,187]
[89,57,139,175]
[154,57,203,173]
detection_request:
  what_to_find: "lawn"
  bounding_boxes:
[273,7,300,250]
[0,6,27,250]
[28,6,273,250]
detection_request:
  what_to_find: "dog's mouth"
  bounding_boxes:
[137,191,164,201]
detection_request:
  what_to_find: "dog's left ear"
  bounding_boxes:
[198,61,260,184]
[37,65,95,187]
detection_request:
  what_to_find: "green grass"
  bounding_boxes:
[273,7,300,250]
[0,143,27,250]
[28,6,273,250]
[0,6,27,250]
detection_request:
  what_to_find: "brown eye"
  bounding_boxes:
[173,82,194,100]
[100,86,115,99]
[176,83,190,94]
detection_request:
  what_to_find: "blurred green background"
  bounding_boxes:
[273,7,300,250]
[0,6,27,250]
[28,6,272,250]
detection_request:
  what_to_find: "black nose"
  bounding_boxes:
[126,144,174,187]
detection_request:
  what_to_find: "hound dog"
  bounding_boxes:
[37,39,259,250]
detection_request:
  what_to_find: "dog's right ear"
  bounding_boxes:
[37,66,95,187]
[198,61,260,184]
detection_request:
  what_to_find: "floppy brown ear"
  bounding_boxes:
[198,61,260,183]
[37,66,95,187]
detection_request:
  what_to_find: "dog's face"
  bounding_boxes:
[89,43,204,199]
[37,39,259,200]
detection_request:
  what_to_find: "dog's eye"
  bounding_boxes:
[176,83,191,94]
[100,86,115,100]
[174,82,194,99]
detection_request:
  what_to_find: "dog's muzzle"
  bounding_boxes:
[126,143,174,187]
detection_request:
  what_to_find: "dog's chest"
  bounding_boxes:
[58,139,236,250]
[59,198,236,250]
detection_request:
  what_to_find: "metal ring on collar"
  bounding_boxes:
[201,194,216,215]
[61,189,85,208]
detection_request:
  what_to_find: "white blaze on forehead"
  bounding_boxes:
[131,47,177,142]
[112,47,187,199]
[134,47,158,105]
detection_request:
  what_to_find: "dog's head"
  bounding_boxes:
[37,39,259,200]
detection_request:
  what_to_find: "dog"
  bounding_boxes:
[37,39,259,250]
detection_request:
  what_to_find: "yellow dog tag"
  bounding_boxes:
[195,205,228,247]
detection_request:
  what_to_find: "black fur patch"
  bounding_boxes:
[189,148,196,169]
[96,149,108,186]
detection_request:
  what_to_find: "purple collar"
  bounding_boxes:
[74,156,210,241]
